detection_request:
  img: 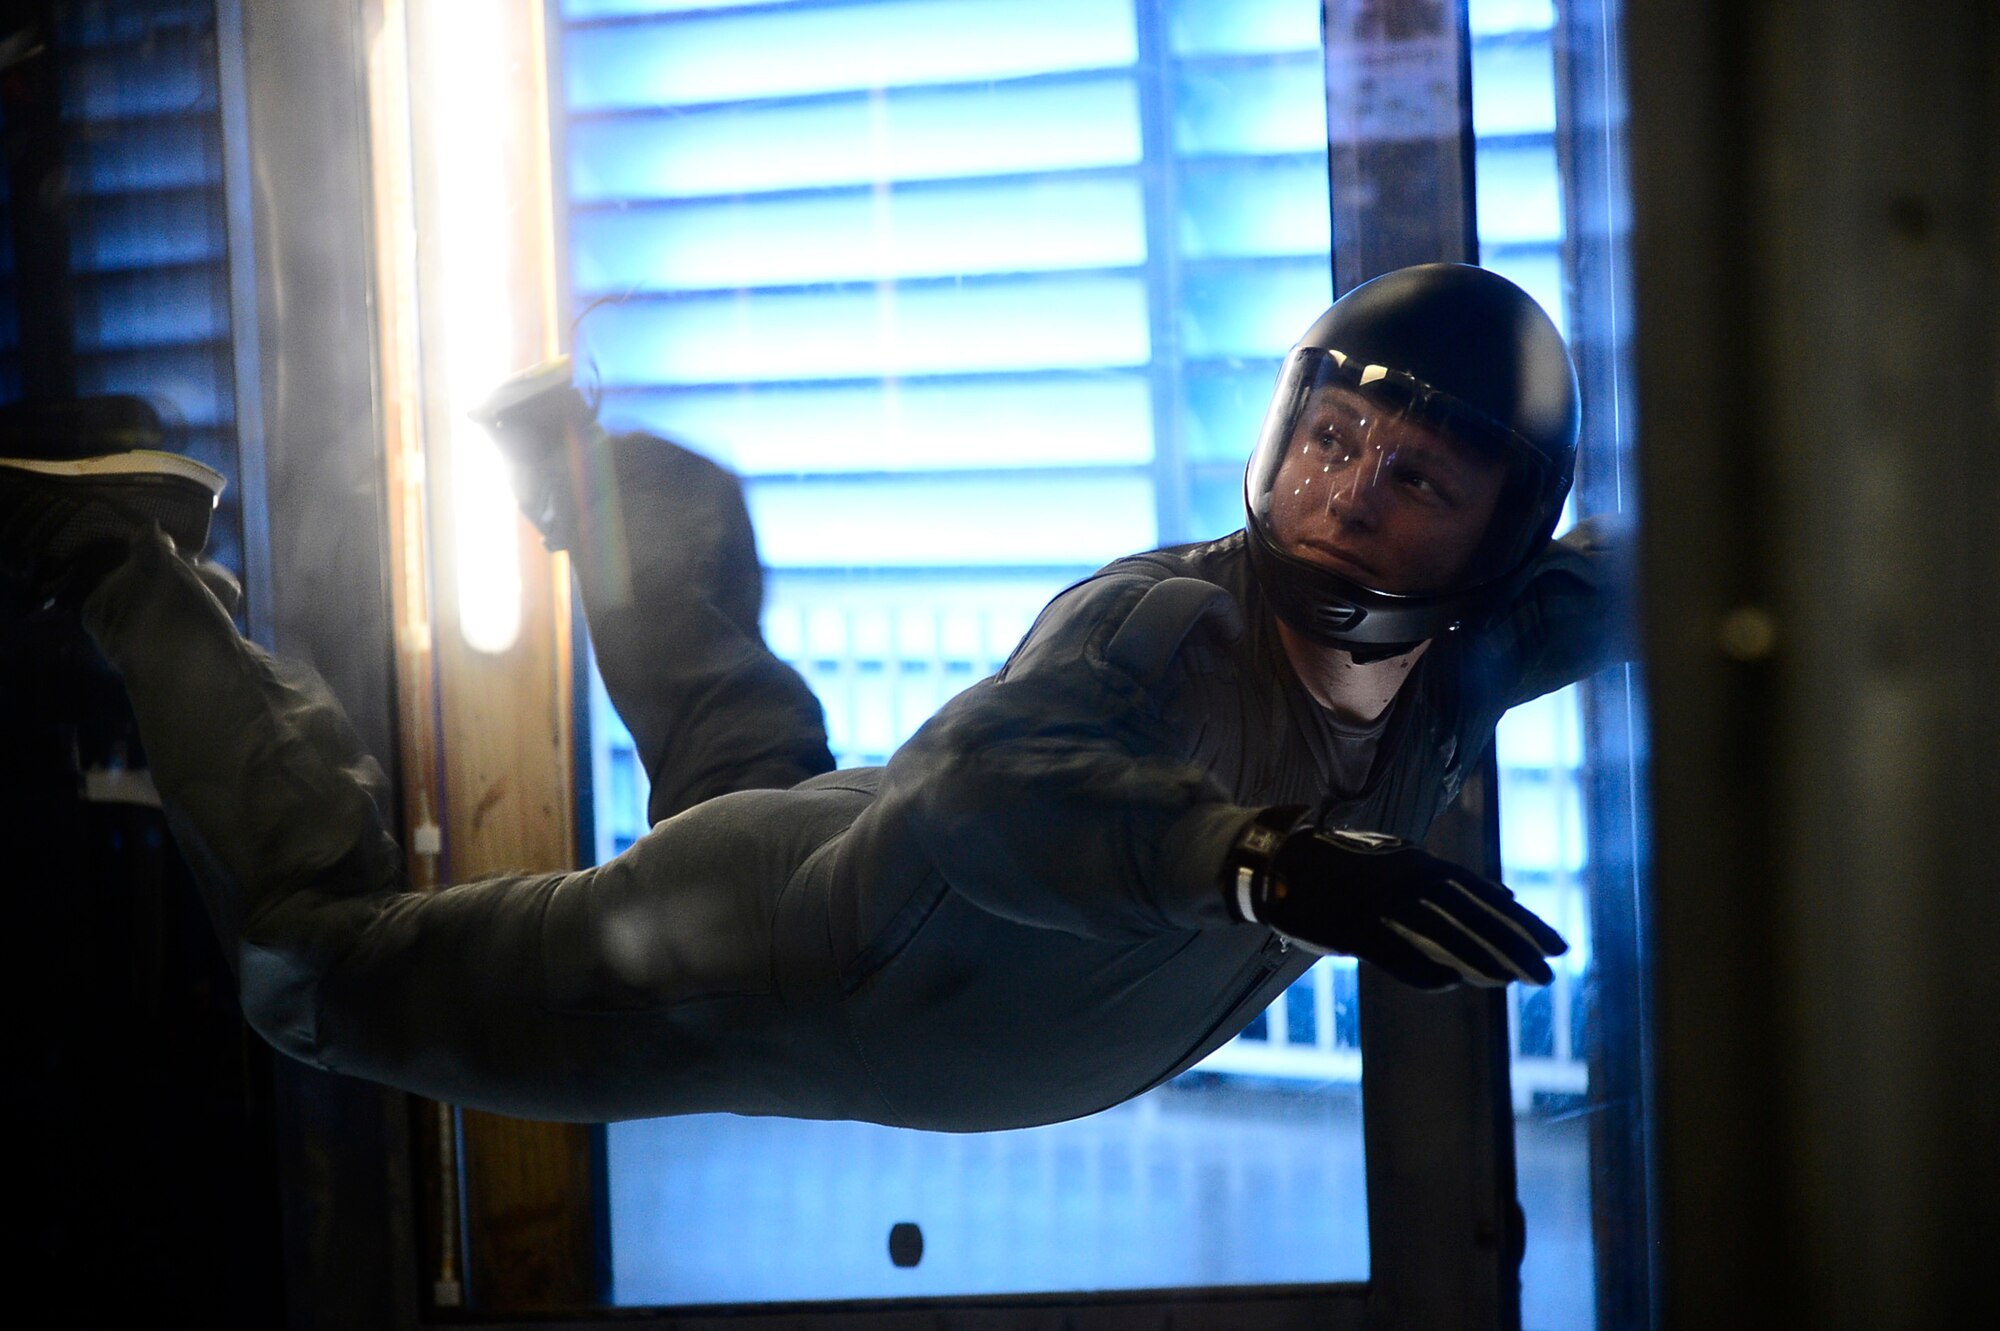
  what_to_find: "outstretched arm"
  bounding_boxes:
[1487,512,1639,709]
[836,573,1262,944]
[841,566,1568,989]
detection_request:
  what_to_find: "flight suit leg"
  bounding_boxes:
[78,528,878,1122]
[562,431,834,822]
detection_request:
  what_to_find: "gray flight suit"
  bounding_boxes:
[81,433,1627,1130]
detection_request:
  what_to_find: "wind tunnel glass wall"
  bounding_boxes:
[1496,0,1648,1319]
[562,0,1371,1305]
[1479,2,1650,1329]
[1466,5,1597,1329]
[563,0,1622,1309]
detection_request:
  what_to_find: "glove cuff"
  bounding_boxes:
[1219,804,1308,923]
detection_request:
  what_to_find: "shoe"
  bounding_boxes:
[0,450,226,595]
[470,355,601,551]
[470,355,591,435]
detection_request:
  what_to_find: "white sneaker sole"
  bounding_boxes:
[0,449,227,495]
[471,356,578,425]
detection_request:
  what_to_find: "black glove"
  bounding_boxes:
[1225,806,1567,990]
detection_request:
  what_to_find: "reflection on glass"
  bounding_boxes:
[1475,0,1596,1323]
[566,0,1367,1304]
[1476,0,1649,1327]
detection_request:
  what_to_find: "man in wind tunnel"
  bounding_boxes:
[0,263,1626,1129]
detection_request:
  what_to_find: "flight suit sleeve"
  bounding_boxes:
[857,571,1264,943]
[1485,512,1639,710]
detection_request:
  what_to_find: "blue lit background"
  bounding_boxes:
[563,1,1594,1324]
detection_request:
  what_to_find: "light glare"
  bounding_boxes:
[430,0,524,653]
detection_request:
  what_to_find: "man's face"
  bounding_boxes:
[1265,384,1507,595]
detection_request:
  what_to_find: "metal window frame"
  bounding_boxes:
[223,2,424,1328]
[1547,1,1658,1326]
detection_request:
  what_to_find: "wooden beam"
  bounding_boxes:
[371,0,595,1311]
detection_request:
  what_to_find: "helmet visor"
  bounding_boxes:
[1245,347,1558,598]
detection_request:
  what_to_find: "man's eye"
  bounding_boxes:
[1317,427,1359,458]
[1394,465,1451,503]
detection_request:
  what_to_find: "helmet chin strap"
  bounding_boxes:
[1248,522,1473,653]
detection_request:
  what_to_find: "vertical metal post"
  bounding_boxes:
[229,1,421,1326]
[213,0,275,648]
[1550,1,1658,1327]
[1323,0,1479,297]
[1319,3,1523,1329]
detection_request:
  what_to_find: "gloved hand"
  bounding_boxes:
[1225,807,1567,990]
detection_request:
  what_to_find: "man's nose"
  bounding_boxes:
[1324,456,1385,527]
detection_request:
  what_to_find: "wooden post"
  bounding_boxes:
[367,0,595,1311]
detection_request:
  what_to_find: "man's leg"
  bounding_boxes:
[74,526,873,1123]
[473,364,834,822]
[573,432,835,822]
[0,451,884,1122]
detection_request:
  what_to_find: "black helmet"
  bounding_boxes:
[1242,263,1579,651]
